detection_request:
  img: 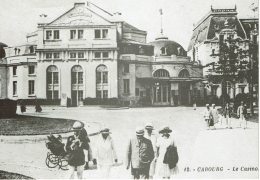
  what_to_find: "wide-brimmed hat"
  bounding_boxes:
[72,121,83,131]
[206,104,210,107]
[212,104,215,106]
[145,123,154,130]
[100,128,111,134]
[136,127,144,136]
[159,126,172,134]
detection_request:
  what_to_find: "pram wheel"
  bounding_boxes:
[46,152,59,168]
[59,158,69,170]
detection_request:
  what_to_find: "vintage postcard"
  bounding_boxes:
[0,0,258,179]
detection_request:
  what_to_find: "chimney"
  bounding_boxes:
[74,2,85,7]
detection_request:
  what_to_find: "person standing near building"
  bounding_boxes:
[144,123,157,179]
[65,121,87,179]
[211,104,219,127]
[154,126,179,179]
[237,101,247,129]
[126,127,154,179]
[96,128,117,178]
[203,104,212,130]
[223,102,232,129]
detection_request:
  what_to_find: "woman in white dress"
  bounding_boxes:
[155,127,179,179]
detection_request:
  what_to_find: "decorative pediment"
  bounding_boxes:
[48,5,112,26]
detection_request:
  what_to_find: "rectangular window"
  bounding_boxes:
[96,72,101,84]
[78,52,84,58]
[123,79,130,94]
[53,53,60,59]
[94,52,101,59]
[102,29,108,38]
[70,30,76,39]
[53,91,59,99]
[53,30,59,39]
[28,80,35,95]
[95,29,101,39]
[135,88,139,96]
[102,52,109,58]
[13,66,17,76]
[78,30,84,39]
[13,81,17,95]
[103,90,108,99]
[72,72,77,84]
[124,64,129,73]
[46,53,52,59]
[102,72,108,83]
[96,90,102,98]
[28,66,35,75]
[46,30,52,40]
[53,72,59,84]
[47,91,52,99]
[70,52,76,59]
[78,72,83,84]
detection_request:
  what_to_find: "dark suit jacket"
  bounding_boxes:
[126,136,154,169]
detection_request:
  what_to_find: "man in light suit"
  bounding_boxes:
[126,127,154,179]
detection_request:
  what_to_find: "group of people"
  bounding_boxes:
[65,122,179,179]
[203,101,248,130]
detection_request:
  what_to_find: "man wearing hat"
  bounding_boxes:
[96,128,118,178]
[65,121,87,179]
[126,127,154,179]
[203,104,212,130]
[144,123,157,179]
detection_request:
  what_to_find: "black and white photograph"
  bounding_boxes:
[0,0,258,179]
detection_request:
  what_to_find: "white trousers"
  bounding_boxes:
[98,165,112,178]
[225,116,232,128]
[68,165,84,179]
[240,115,247,128]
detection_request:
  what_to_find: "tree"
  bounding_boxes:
[207,33,250,107]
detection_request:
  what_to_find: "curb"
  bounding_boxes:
[0,130,100,144]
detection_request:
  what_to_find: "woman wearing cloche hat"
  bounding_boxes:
[65,121,87,179]
[96,127,118,178]
[154,126,179,178]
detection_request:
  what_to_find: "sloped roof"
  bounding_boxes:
[122,21,146,35]
[240,19,259,38]
[46,3,113,27]
[188,8,247,51]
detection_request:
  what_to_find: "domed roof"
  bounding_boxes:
[0,42,7,47]
[149,36,187,57]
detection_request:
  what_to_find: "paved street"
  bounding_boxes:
[0,106,258,179]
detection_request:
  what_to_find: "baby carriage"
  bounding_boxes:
[45,134,68,170]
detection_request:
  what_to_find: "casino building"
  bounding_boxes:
[1,2,204,106]
[187,6,258,102]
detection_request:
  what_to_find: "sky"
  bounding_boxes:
[0,0,258,50]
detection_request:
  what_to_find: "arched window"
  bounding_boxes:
[46,65,59,99]
[71,65,83,84]
[153,69,170,78]
[178,69,190,78]
[160,47,167,55]
[96,65,108,98]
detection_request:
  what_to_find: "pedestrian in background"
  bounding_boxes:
[65,121,87,179]
[144,123,157,179]
[211,104,219,128]
[237,101,247,129]
[20,100,26,113]
[203,104,212,130]
[126,127,154,179]
[96,128,117,178]
[223,102,232,129]
[154,127,179,179]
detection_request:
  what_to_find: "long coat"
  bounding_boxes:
[96,135,117,166]
[126,136,154,169]
[65,135,86,166]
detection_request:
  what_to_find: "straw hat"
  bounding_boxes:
[72,121,83,131]
[159,126,172,134]
[145,123,154,130]
[100,128,111,134]
[135,127,144,136]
